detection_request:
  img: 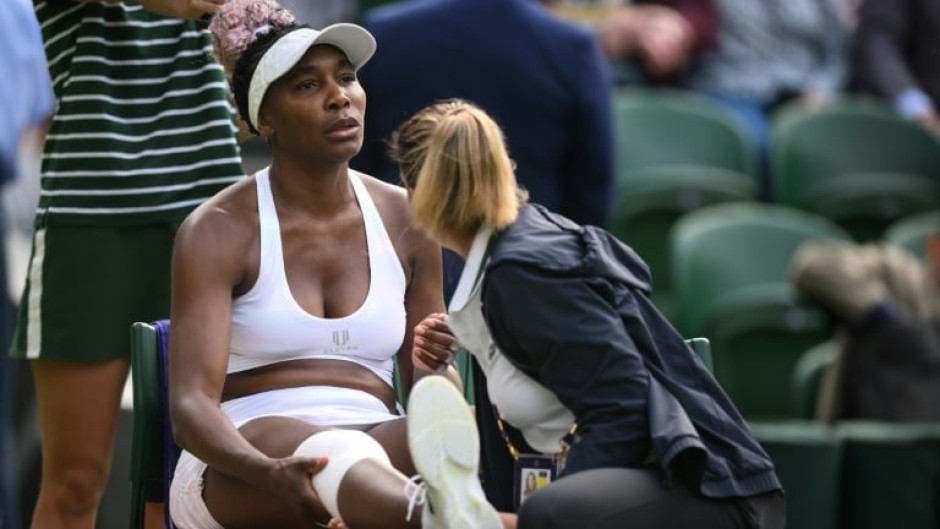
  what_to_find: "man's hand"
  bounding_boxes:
[635,6,695,78]
[598,5,695,78]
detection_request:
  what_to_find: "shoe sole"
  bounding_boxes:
[407,376,502,529]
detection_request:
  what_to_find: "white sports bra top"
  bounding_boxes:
[227,168,407,387]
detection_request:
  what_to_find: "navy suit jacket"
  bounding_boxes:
[352,0,615,228]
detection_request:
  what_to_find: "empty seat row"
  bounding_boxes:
[608,88,940,326]
[663,203,935,421]
[751,420,940,529]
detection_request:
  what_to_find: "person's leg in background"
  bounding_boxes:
[12,223,175,529]
[29,359,130,529]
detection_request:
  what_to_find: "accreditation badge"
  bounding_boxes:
[513,454,558,511]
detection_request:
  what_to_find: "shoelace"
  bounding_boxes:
[403,474,428,522]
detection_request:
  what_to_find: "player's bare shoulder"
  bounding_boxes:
[353,170,413,237]
[176,175,259,260]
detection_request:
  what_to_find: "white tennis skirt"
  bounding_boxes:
[170,385,403,529]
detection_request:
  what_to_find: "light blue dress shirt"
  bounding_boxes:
[0,0,54,181]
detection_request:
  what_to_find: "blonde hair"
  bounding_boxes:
[392,100,527,240]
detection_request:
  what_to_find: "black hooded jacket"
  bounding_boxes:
[479,204,782,499]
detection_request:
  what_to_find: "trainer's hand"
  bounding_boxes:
[138,0,226,20]
[262,455,331,523]
[413,313,460,372]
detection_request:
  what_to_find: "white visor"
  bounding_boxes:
[247,24,376,129]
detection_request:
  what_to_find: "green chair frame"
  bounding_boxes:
[129,321,173,529]
[791,340,838,420]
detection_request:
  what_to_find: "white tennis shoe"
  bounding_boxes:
[405,376,502,529]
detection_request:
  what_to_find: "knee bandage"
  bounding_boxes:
[293,430,393,518]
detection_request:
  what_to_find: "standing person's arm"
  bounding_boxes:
[71,0,225,20]
[854,0,937,124]
[168,199,327,521]
[561,33,615,227]
[483,265,650,475]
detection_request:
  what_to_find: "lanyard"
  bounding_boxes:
[474,234,578,462]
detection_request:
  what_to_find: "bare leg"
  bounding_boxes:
[29,357,130,529]
[366,417,415,476]
[200,393,513,529]
[203,416,423,529]
[144,502,165,529]
[336,459,423,529]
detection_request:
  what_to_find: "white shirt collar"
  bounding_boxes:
[448,227,494,312]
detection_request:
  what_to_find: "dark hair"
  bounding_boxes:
[208,0,301,134]
[230,23,299,135]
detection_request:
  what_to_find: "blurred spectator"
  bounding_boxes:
[354,0,614,228]
[790,233,940,423]
[12,1,244,528]
[688,0,850,197]
[548,0,717,86]
[851,0,940,136]
[279,0,356,27]
[0,1,54,527]
[351,0,615,511]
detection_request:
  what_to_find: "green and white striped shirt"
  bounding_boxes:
[35,0,244,226]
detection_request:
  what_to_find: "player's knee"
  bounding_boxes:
[46,460,110,515]
[293,429,392,518]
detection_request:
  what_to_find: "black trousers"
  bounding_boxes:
[518,467,785,529]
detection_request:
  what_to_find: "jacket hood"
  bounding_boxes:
[488,204,652,295]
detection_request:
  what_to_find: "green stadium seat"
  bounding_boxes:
[610,89,759,319]
[608,165,757,320]
[792,340,838,420]
[835,421,940,529]
[614,88,758,178]
[770,97,940,242]
[671,203,851,419]
[750,421,841,529]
